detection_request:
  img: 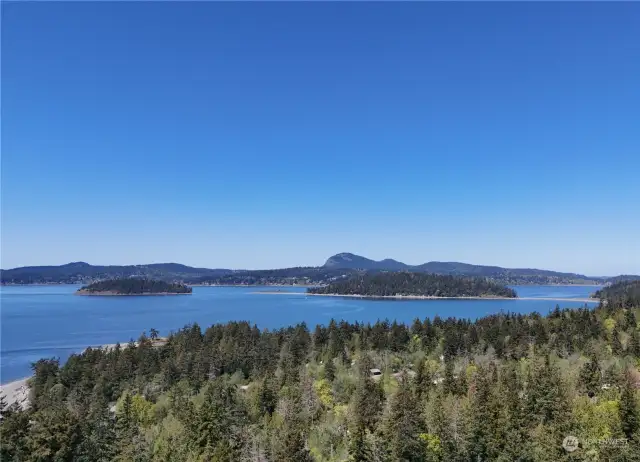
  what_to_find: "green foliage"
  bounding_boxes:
[619,370,640,441]
[594,281,640,305]
[79,278,192,294]
[308,271,518,298]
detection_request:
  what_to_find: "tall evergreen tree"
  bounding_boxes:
[385,373,424,461]
[619,370,639,441]
[579,353,602,395]
[468,364,502,461]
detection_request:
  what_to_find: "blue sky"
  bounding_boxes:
[2,2,639,275]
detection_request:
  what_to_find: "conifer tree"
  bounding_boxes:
[348,424,372,462]
[468,364,501,461]
[619,370,639,441]
[352,354,384,431]
[385,373,424,461]
[414,359,432,399]
[498,364,528,461]
[612,327,624,356]
[579,352,602,395]
[324,357,336,382]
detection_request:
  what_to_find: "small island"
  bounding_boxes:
[307,272,518,299]
[76,278,192,296]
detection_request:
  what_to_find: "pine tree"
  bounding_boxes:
[443,357,457,396]
[348,424,372,462]
[612,328,624,356]
[385,373,424,461]
[468,364,501,461]
[0,404,31,461]
[352,354,384,431]
[619,370,639,441]
[428,390,457,462]
[414,359,432,399]
[579,353,601,395]
[271,392,313,462]
[192,380,246,459]
[629,332,640,358]
[324,357,336,382]
[0,394,8,419]
[498,364,529,461]
[74,401,116,462]
[256,376,278,417]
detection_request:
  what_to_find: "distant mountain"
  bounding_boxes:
[322,252,628,285]
[3,255,637,286]
[1,262,232,285]
[324,253,409,271]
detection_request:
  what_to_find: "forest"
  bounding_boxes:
[594,281,640,304]
[308,272,518,298]
[77,278,192,295]
[1,283,639,461]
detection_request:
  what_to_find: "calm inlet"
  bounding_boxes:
[0,284,599,383]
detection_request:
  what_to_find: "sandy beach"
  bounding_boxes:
[0,377,31,411]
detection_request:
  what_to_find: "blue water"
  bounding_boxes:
[0,284,600,383]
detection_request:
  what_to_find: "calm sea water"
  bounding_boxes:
[0,285,600,384]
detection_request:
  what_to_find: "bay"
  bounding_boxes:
[0,284,599,383]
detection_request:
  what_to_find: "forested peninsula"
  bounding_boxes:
[76,278,192,295]
[593,280,640,303]
[307,272,518,298]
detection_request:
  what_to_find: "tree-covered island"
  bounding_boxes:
[76,278,192,295]
[307,271,518,298]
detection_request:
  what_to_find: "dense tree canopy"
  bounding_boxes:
[2,283,639,461]
[593,280,640,305]
[308,272,518,298]
[77,278,192,295]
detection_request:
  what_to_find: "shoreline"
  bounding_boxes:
[0,377,31,411]
[3,282,604,287]
[254,291,598,303]
[1,338,168,408]
[75,291,192,296]
[191,283,318,287]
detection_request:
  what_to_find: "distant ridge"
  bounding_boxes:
[322,252,630,285]
[1,262,233,285]
[2,254,638,286]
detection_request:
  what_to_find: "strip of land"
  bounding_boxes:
[75,291,191,296]
[253,291,598,303]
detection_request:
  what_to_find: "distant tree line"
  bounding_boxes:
[195,267,362,286]
[78,278,192,294]
[5,261,639,286]
[594,281,640,305]
[308,272,518,298]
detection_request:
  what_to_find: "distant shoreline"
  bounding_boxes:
[75,291,192,296]
[254,291,599,303]
[191,284,317,287]
[2,282,604,287]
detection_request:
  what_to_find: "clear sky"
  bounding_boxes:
[2,2,639,275]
